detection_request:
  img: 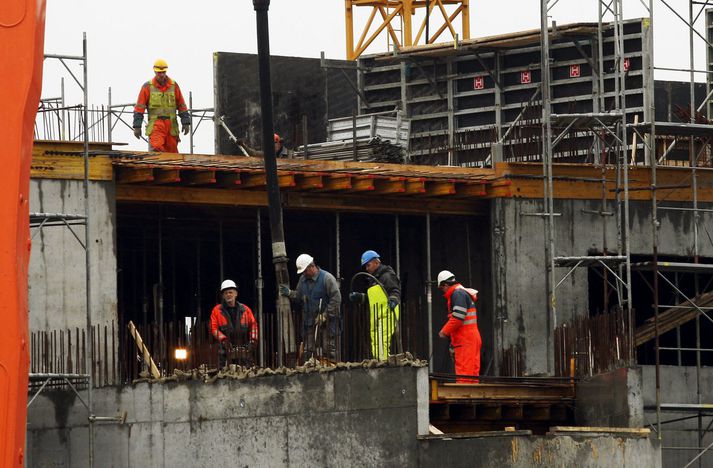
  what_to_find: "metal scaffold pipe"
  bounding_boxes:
[253,0,293,367]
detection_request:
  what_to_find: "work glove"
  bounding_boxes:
[349,292,365,303]
[182,124,190,136]
[387,298,398,311]
[133,127,141,139]
[279,285,291,297]
[315,313,327,326]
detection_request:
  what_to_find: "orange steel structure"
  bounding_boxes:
[344,0,470,60]
[0,0,46,466]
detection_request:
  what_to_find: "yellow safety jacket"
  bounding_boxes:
[146,82,179,137]
[367,284,400,361]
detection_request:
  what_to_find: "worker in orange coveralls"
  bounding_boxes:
[132,59,190,153]
[437,270,481,383]
[210,279,258,368]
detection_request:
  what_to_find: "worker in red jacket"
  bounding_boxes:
[210,279,258,368]
[437,270,481,383]
[132,58,190,153]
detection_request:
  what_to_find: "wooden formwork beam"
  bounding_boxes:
[215,171,241,187]
[153,168,181,184]
[182,170,216,186]
[117,167,154,184]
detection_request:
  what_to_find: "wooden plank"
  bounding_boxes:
[455,183,487,198]
[127,320,160,379]
[319,175,352,191]
[182,170,216,186]
[523,404,551,421]
[404,179,426,195]
[424,180,456,197]
[635,291,713,346]
[284,192,488,216]
[349,176,375,192]
[31,149,114,181]
[296,174,324,190]
[240,173,268,188]
[115,185,487,215]
[117,167,154,184]
[549,426,651,437]
[153,169,181,184]
[215,171,241,187]
[435,382,575,400]
[241,172,296,189]
[116,185,268,207]
[373,177,406,194]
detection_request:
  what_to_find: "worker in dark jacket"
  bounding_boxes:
[349,250,400,360]
[437,270,481,383]
[210,279,258,368]
[280,254,341,362]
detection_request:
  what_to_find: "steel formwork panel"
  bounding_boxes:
[358,19,649,165]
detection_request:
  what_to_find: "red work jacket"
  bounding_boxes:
[210,302,258,343]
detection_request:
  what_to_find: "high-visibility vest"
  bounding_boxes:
[367,283,400,360]
[146,82,179,136]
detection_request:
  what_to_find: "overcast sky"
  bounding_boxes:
[42,0,705,153]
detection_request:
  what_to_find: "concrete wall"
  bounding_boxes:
[642,365,713,468]
[28,178,117,331]
[576,366,644,428]
[27,364,661,467]
[491,197,713,374]
[418,433,660,467]
[27,365,430,467]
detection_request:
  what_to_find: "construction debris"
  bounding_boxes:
[131,352,427,385]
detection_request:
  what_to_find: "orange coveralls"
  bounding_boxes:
[134,77,188,153]
[440,284,482,383]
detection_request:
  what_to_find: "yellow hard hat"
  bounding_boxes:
[153,59,168,72]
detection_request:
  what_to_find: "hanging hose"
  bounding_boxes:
[348,271,403,357]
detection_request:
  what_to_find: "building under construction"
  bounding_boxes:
[22,2,713,468]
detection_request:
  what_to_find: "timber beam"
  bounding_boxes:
[215,171,241,187]
[153,169,181,184]
[373,177,406,194]
[181,170,216,186]
[117,167,154,184]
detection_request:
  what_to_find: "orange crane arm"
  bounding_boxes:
[0,1,47,466]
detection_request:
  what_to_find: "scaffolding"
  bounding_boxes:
[36,83,214,154]
[34,34,125,468]
[539,0,713,465]
[538,0,634,375]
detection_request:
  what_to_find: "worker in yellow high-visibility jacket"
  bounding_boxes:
[349,250,400,360]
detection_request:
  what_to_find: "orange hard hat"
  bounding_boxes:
[274,133,281,143]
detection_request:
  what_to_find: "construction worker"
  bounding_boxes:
[132,59,190,153]
[274,133,289,158]
[239,133,289,158]
[210,279,258,368]
[280,253,341,362]
[348,250,400,360]
[436,270,481,384]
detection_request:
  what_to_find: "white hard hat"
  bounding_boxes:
[437,270,456,286]
[296,253,314,274]
[220,279,237,292]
